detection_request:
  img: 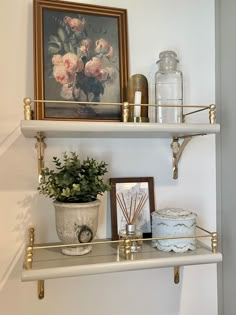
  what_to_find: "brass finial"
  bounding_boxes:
[211,232,218,253]
[24,97,32,120]
[209,104,216,124]
[122,102,129,122]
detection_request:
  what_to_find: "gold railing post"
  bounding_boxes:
[211,232,218,253]
[122,102,129,122]
[23,97,32,120]
[25,227,35,270]
[209,104,216,124]
[124,238,132,260]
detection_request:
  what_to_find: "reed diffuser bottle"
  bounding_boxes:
[119,224,143,253]
[155,50,183,123]
[116,192,148,253]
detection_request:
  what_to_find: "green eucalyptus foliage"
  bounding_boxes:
[38,152,110,203]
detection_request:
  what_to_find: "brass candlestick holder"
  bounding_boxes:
[127,74,149,122]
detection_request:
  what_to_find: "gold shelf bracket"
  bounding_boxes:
[38,280,45,300]
[171,136,192,179]
[35,132,46,181]
[174,266,180,284]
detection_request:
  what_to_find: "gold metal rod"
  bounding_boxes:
[196,225,212,235]
[175,134,206,140]
[183,107,210,117]
[27,98,211,109]
[33,99,122,105]
[33,239,122,249]
[32,234,211,251]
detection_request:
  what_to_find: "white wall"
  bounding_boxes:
[0,1,217,315]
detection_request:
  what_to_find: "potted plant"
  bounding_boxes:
[38,152,110,256]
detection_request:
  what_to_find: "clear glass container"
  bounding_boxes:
[155,50,183,123]
[119,224,143,253]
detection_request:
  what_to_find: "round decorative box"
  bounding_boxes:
[152,208,197,253]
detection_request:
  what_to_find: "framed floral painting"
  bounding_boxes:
[110,177,155,240]
[33,0,129,121]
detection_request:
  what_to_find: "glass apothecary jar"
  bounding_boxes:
[155,50,183,123]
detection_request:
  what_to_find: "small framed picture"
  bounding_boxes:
[33,0,129,121]
[110,177,155,240]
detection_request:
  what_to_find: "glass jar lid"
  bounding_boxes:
[156,50,179,71]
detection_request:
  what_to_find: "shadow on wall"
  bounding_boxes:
[0,134,38,290]
[0,134,37,191]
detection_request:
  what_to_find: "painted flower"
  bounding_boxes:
[64,16,85,32]
[53,65,70,84]
[47,14,116,102]
[52,54,63,65]
[84,57,102,77]
[81,38,93,51]
[62,53,84,74]
[79,38,94,57]
[97,67,114,82]
[95,38,113,58]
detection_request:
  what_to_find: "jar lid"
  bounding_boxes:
[159,50,178,60]
[152,208,197,220]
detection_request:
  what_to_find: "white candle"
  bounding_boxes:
[134,91,142,117]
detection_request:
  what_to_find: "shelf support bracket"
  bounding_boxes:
[174,266,180,284]
[171,136,192,179]
[35,132,46,182]
[38,280,45,299]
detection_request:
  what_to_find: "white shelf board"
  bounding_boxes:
[20,120,220,139]
[22,241,222,281]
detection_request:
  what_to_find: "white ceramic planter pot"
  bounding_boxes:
[53,199,100,256]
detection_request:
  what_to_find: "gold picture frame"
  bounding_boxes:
[33,0,129,121]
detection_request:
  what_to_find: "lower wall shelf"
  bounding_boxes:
[22,239,222,282]
[22,227,222,299]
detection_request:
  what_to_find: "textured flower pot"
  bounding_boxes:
[53,200,100,256]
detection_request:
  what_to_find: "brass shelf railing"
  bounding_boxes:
[23,97,216,124]
[24,226,219,299]
[23,98,218,180]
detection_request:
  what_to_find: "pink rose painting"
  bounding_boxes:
[43,7,126,120]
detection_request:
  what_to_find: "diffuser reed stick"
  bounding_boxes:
[116,192,148,225]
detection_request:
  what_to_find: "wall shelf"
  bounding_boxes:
[22,224,222,300]
[20,120,220,139]
[22,240,222,282]
[20,120,220,179]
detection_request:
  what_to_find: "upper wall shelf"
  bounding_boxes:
[20,120,220,139]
